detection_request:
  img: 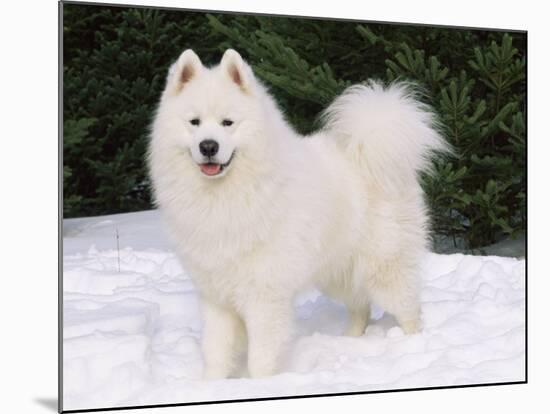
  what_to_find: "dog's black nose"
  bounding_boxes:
[199,139,219,157]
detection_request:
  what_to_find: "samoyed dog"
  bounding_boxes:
[149,49,447,379]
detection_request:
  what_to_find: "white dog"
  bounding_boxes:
[149,49,448,379]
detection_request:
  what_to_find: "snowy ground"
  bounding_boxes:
[62,210,526,411]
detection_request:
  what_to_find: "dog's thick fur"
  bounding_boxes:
[149,49,448,379]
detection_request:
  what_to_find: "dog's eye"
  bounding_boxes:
[221,119,233,127]
[190,118,201,126]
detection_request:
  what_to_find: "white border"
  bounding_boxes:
[2,0,547,413]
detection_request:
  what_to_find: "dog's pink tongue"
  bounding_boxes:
[200,163,221,176]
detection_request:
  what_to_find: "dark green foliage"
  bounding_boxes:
[63,4,526,250]
[63,5,224,216]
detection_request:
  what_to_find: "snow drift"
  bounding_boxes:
[62,210,525,411]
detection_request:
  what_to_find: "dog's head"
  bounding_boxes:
[155,49,265,179]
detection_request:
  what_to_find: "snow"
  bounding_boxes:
[62,210,526,411]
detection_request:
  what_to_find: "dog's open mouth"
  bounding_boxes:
[199,152,235,176]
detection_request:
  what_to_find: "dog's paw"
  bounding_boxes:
[400,319,421,335]
[344,323,368,337]
[248,356,278,378]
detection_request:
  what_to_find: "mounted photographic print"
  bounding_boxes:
[61,1,527,412]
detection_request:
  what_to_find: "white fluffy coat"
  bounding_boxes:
[148,49,448,379]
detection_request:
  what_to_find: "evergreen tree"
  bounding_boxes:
[63,4,526,251]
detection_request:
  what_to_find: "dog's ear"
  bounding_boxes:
[220,49,253,93]
[165,49,202,95]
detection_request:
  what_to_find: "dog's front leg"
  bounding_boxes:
[201,297,246,379]
[243,297,293,378]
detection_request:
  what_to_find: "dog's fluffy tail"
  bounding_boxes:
[322,81,450,192]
